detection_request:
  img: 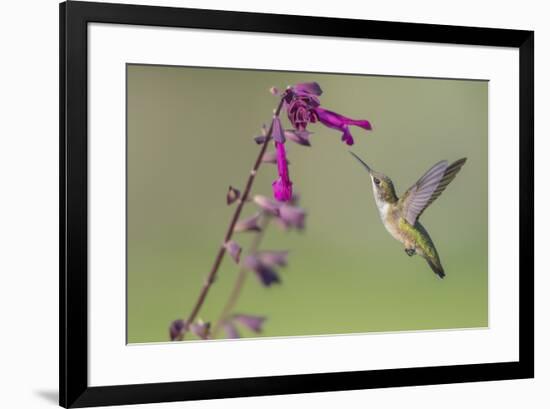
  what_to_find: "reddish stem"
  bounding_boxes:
[182,97,286,336]
[211,215,270,338]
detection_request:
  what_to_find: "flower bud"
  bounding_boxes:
[227,186,241,205]
[169,319,185,341]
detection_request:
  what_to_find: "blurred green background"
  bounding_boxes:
[127,64,488,343]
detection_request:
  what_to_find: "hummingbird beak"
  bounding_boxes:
[349,151,372,174]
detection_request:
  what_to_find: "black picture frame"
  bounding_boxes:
[60,1,534,407]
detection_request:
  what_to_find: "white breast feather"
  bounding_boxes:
[374,194,401,241]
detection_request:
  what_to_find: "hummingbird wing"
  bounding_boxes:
[400,158,467,225]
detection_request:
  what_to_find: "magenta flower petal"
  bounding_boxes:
[272,178,293,202]
[233,314,266,333]
[314,107,371,145]
[224,240,242,263]
[271,116,285,143]
[234,213,262,233]
[223,321,240,339]
[190,321,210,340]
[272,142,293,202]
[293,82,323,96]
[169,319,185,341]
[253,195,280,215]
[313,107,353,129]
[244,255,281,287]
[341,126,354,145]
[287,96,319,131]
[347,118,372,131]
[258,250,288,267]
[226,186,241,205]
[283,82,371,148]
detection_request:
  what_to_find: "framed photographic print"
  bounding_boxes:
[60,1,534,407]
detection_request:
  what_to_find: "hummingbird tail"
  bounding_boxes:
[426,258,445,279]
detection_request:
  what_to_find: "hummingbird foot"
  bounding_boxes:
[404,248,416,257]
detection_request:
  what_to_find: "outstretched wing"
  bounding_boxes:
[399,158,467,225]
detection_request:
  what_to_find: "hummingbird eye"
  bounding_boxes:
[373,177,381,185]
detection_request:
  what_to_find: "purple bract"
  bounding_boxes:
[233,314,266,333]
[244,254,281,287]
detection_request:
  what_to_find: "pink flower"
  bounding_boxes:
[314,107,372,145]
[272,141,293,202]
[284,82,372,146]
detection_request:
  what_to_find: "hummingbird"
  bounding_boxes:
[350,152,467,278]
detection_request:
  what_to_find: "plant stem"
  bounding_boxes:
[211,215,271,338]
[182,97,285,336]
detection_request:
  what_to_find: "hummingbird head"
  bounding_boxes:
[349,152,398,205]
